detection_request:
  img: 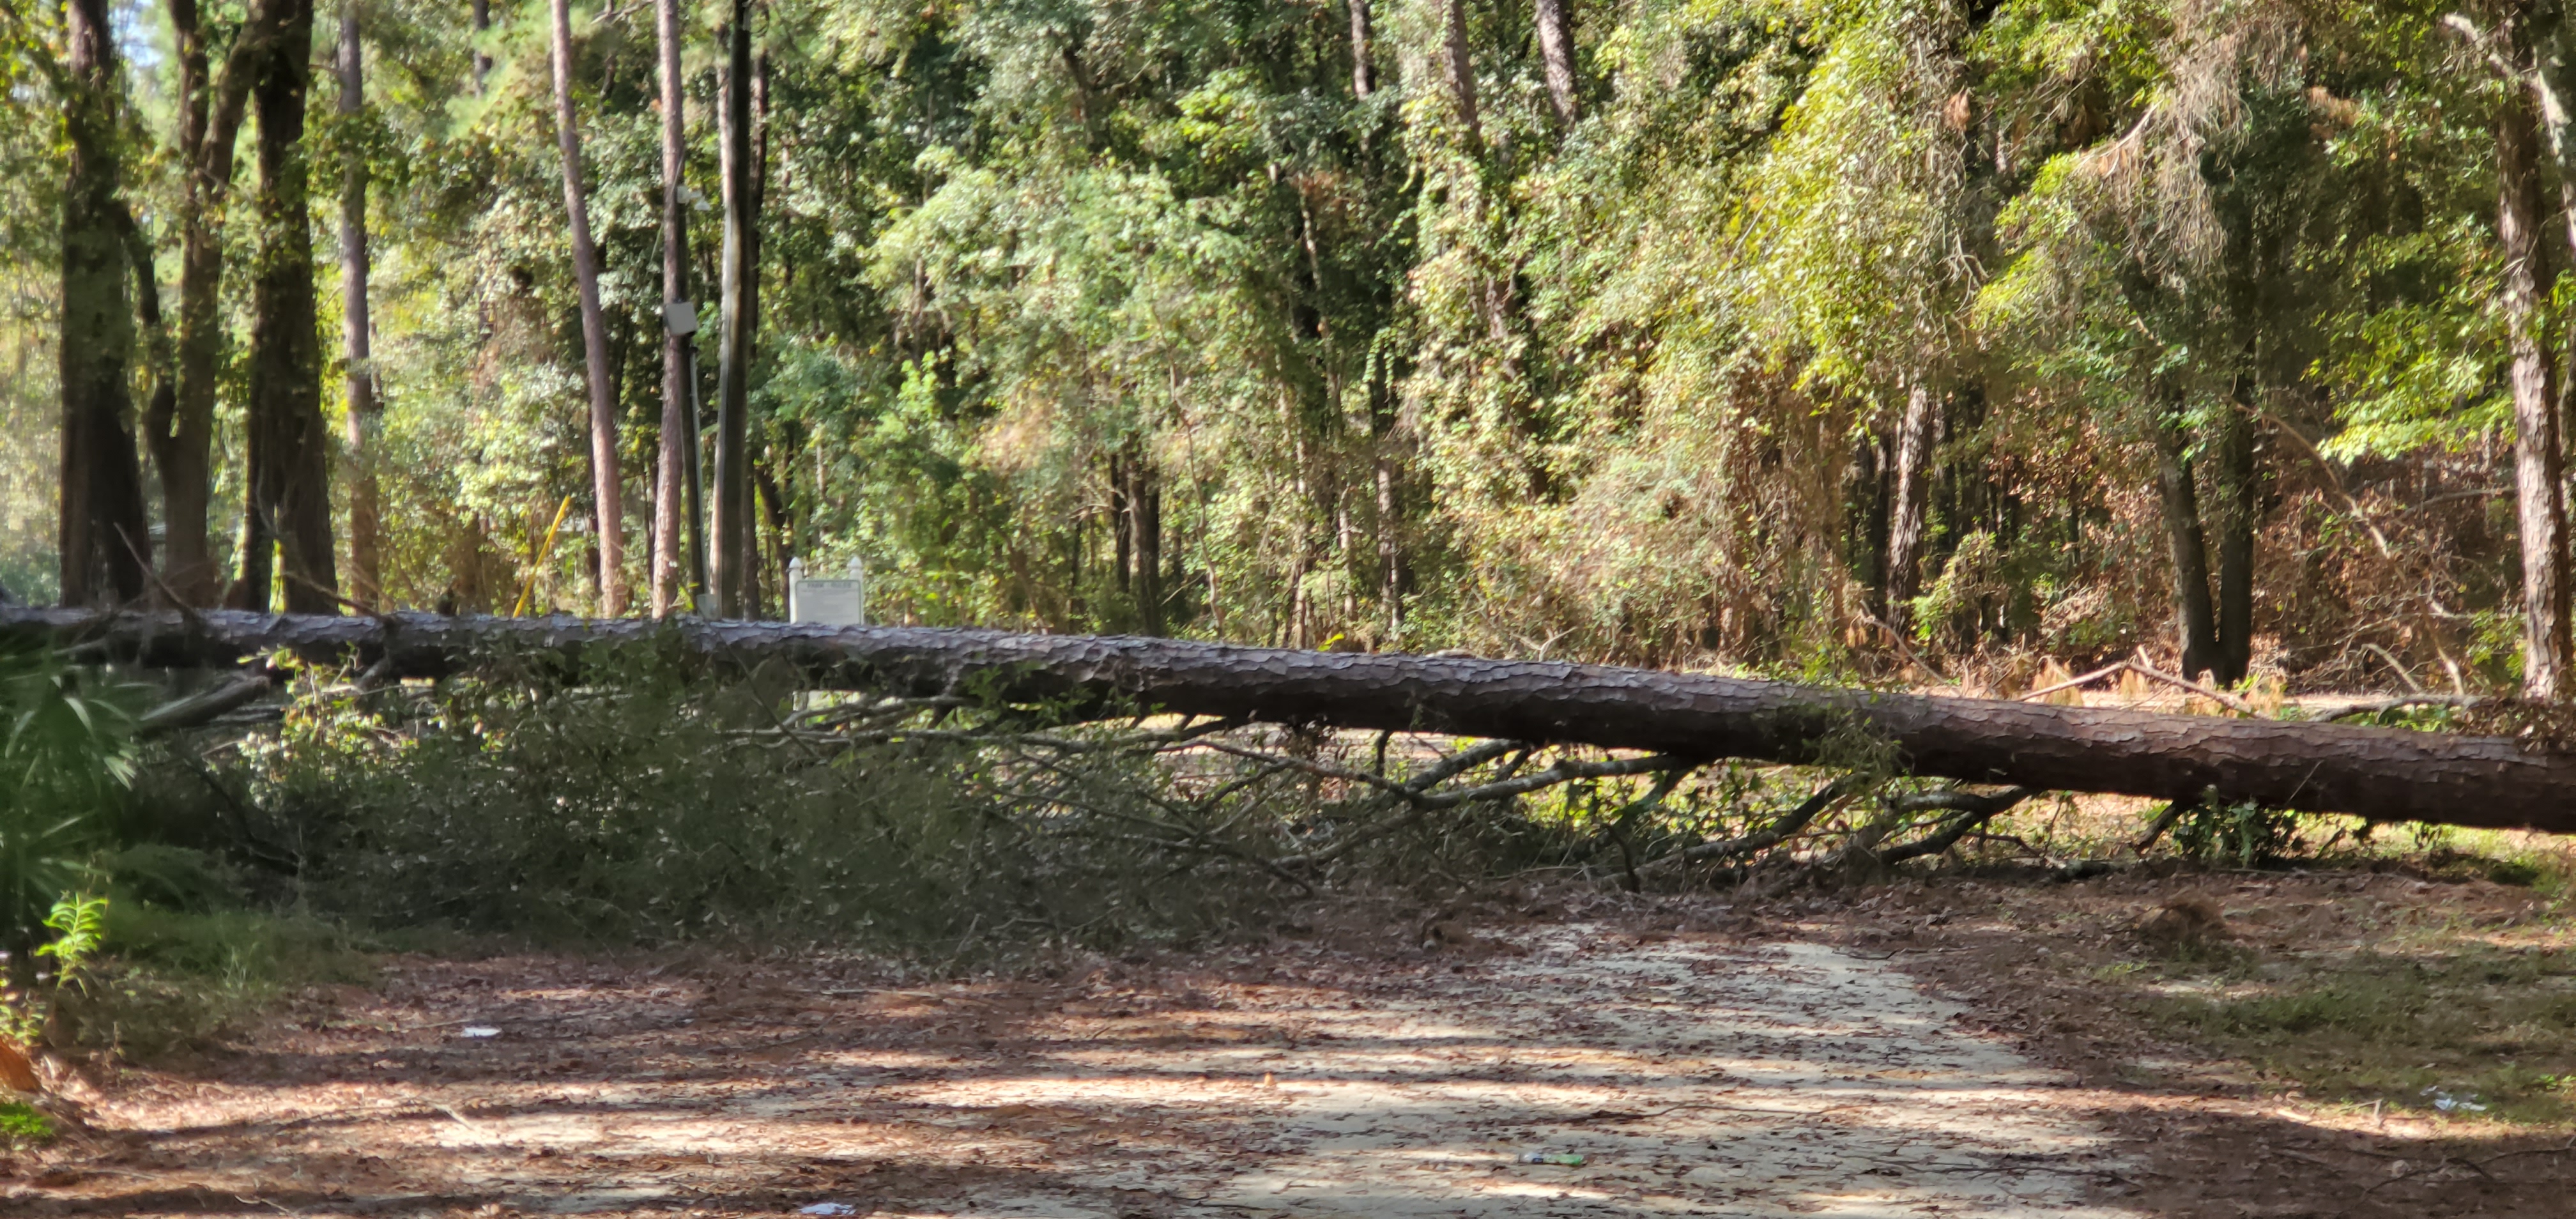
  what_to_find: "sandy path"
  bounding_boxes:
[1026,928,2130,1218]
[28,924,2131,1217]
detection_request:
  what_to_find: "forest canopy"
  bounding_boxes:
[8,0,2575,697]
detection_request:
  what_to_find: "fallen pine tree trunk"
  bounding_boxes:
[6,606,2571,834]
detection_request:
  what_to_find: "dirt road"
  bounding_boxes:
[17,918,2140,1217]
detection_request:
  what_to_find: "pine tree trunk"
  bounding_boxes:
[1441,0,1480,148]
[2500,75,2572,699]
[1109,452,1130,594]
[1882,378,1937,631]
[24,604,2576,834]
[652,0,692,617]
[1346,0,1374,98]
[1125,451,1164,636]
[57,0,151,606]
[241,0,337,615]
[471,0,493,95]
[1533,0,1578,125]
[2210,390,2260,687]
[711,1,756,618]
[1376,453,1401,640]
[2153,406,2221,682]
[548,0,624,615]
[339,1,382,609]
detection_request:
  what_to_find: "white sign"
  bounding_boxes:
[789,558,867,626]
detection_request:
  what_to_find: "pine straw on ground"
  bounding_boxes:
[1,866,2572,1218]
[1848,862,2576,1217]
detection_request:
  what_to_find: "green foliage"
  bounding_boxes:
[2148,944,2576,1124]
[0,0,2552,693]
[207,653,1301,951]
[33,893,105,992]
[0,1101,52,1146]
[50,900,371,1058]
[0,648,135,967]
[2170,797,2305,868]
[4,893,110,1048]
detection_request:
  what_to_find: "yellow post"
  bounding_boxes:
[512,496,576,617]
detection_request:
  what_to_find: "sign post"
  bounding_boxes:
[788,557,866,627]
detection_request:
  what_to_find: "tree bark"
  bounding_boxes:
[471,0,493,95]
[1882,377,1936,631]
[2500,73,2572,699]
[712,1,757,618]
[1376,451,1402,641]
[121,206,174,539]
[2209,388,2259,687]
[240,0,337,615]
[1533,0,1578,125]
[754,455,792,615]
[157,0,277,606]
[339,0,383,610]
[549,0,625,616]
[652,0,691,617]
[2153,405,2222,683]
[1123,447,1163,636]
[1346,0,1374,99]
[57,0,151,607]
[1109,452,1130,593]
[1441,0,1480,149]
[17,605,2576,832]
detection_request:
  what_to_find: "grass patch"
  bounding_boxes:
[1928,863,2576,1128]
[2138,935,2576,1123]
[0,1101,54,1146]
[49,871,376,1059]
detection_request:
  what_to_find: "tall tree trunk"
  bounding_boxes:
[1533,0,1578,125]
[1109,452,1130,594]
[241,0,337,615]
[684,335,709,606]
[2500,74,2572,698]
[339,0,383,609]
[157,0,216,603]
[711,1,757,618]
[2152,406,2221,682]
[1346,0,1374,99]
[157,0,273,606]
[652,0,691,617]
[121,206,174,539]
[2540,16,2576,494]
[2209,389,2260,687]
[754,456,792,619]
[1882,377,1936,632]
[1124,449,1163,636]
[1376,454,1401,640]
[57,0,151,606]
[1440,0,1480,149]
[548,0,625,615]
[471,0,493,95]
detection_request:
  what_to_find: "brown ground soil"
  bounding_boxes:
[1848,862,2576,1216]
[2,866,2570,1218]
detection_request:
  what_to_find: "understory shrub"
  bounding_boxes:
[190,653,1326,953]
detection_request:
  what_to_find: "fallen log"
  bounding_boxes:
[6,606,2572,833]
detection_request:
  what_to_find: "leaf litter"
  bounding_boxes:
[1,901,2138,1217]
[11,875,2573,1218]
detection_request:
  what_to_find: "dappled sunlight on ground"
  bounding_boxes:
[9,919,2137,1218]
[22,871,2575,1217]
